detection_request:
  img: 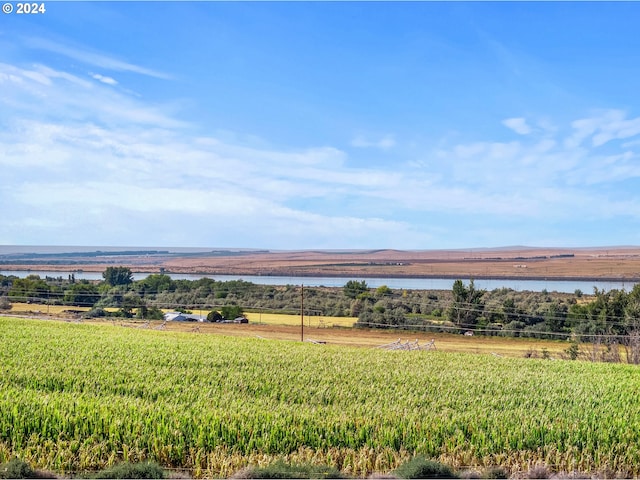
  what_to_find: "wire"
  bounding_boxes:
[2,277,639,334]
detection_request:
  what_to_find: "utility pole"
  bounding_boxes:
[301,284,304,342]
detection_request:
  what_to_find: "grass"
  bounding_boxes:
[2,316,640,478]
[8,302,92,315]
[6,302,568,357]
[245,312,355,328]
[8,303,355,328]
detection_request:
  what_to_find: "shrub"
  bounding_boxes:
[221,305,243,320]
[457,470,481,479]
[232,460,343,479]
[551,472,590,479]
[136,306,165,320]
[526,464,551,479]
[83,307,108,318]
[565,342,580,360]
[0,297,11,311]
[91,462,165,479]
[482,466,509,479]
[393,457,457,479]
[0,459,36,479]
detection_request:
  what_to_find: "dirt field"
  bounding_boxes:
[4,246,640,280]
[3,310,569,359]
[6,304,355,327]
[188,321,568,358]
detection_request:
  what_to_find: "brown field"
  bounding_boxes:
[4,309,569,359]
[188,322,568,358]
[6,305,355,327]
[9,303,93,315]
[4,246,640,280]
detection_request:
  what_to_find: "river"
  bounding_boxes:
[1,270,637,293]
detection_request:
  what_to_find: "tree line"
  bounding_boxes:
[2,268,640,345]
[0,267,353,320]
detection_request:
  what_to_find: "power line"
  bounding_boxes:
[3,277,640,334]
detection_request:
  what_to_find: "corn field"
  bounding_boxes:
[3,317,640,478]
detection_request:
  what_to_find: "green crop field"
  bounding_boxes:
[2,317,640,478]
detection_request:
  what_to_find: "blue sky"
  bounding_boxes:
[2,2,640,250]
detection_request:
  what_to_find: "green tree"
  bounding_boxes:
[9,275,51,302]
[119,292,144,317]
[207,310,223,322]
[343,280,368,299]
[134,274,174,295]
[376,285,392,297]
[544,301,567,333]
[102,267,133,287]
[448,279,485,328]
[625,284,640,331]
[221,304,243,320]
[63,282,100,307]
[502,298,519,323]
[135,306,164,320]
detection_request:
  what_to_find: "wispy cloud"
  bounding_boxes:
[0,62,184,129]
[3,53,640,248]
[24,36,170,79]
[502,117,532,135]
[566,110,640,148]
[0,58,418,247]
[91,73,118,85]
[351,133,396,149]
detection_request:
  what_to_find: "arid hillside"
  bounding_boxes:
[3,246,640,280]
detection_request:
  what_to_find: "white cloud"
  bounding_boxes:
[91,73,118,85]
[0,63,185,129]
[0,58,413,247]
[565,110,640,148]
[592,116,640,147]
[24,36,170,79]
[3,53,640,248]
[351,134,396,149]
[502,117,532,135]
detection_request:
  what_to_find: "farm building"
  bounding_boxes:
[163,312,207,322]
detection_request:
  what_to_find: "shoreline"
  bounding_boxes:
[3,246,640,285]
[2,264,640,283]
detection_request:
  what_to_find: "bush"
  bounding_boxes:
[84,307,108,318]
[482,467,509,479]
[232,460,343,479]
[0,459,36,479]
[91,462,164,479]
[565,342,580,360]
[393,457,457,479]
[136,306,165,320]
[526,465,550,479]
[0,297,11,311]
[221,305,243,320]
[457,470,480,479]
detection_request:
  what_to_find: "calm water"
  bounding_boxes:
[1,270,636,293]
